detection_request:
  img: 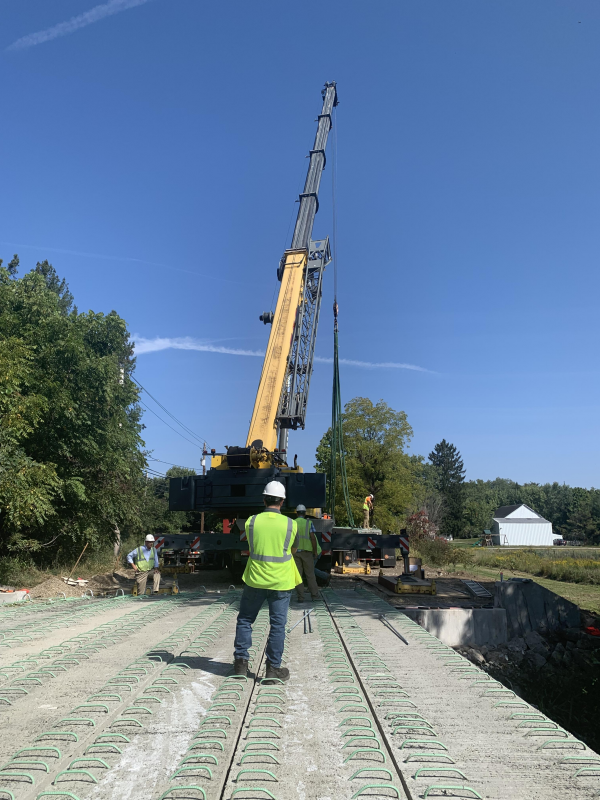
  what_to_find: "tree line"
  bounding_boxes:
[315,399,600,544]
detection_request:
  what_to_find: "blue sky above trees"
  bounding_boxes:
[2,0,600,486]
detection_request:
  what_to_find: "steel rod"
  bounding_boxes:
[378,614,410,646]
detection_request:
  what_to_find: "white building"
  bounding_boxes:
[491,503,557,546]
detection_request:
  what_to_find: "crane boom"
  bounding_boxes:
[247,82,338,453]
[291,81,338,250]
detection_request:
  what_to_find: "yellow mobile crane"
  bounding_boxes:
[171,83,337,517]
[169,83,400,578]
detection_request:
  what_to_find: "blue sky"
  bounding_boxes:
[2,0,600,487]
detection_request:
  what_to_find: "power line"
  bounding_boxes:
[148,457,197,470]
[138,400,202,450]
[145,467,167,478]
[131,376,208,446]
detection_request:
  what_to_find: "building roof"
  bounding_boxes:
[494,503,541,519]
[493,518,549,524]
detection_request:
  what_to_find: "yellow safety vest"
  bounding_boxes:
[243,512,301,591]
[294,517,313,552]
[136,546,156,572]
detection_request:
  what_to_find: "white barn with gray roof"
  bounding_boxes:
[491,503,557,546]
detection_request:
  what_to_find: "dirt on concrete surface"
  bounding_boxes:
[22,567,238,600]
[28,575,87,599]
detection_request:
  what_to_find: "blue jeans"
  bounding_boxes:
[233,585,291,668]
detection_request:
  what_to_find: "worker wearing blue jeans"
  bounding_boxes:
[234,587,291,668]
[232,481,301,681]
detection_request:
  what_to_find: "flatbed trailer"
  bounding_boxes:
[156,524,399,580]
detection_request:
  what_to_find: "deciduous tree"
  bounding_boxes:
[0,258,145,561]
[315,397,417,532]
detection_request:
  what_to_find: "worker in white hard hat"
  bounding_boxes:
[233,480,301,682]
[127,534,161,595]
[292,504,320,603]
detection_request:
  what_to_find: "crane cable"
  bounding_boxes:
[328,107,355,527]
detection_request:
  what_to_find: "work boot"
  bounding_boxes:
[233,658,248,677]
[264,663,290,683]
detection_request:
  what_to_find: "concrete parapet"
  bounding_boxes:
[494,578,579,638]
[401,606,508,647]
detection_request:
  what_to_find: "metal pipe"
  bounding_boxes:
[378,614,409,646]
[287,608,314,633]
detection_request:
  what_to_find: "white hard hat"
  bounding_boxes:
[296,504,307,513]
[369,494,374,499]
[263,481,286,499]
[145,534,155,542]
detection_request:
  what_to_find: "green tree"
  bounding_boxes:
[428,439,466,538]
[315,397,417,533]
[0,257,146,561]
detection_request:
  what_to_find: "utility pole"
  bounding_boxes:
[200,444,207,533]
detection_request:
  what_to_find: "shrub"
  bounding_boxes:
[412,538,473,567]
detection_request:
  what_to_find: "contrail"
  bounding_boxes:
[134,336,431,372]
[0,240,246,285]
[134,337,264,358]
[315,356,429,373]
[7,0,154,52]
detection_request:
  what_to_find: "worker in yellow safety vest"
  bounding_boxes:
[293,504,320,603]
[232,481,301,682]
[363,494,374,529]
[127,534,161,595]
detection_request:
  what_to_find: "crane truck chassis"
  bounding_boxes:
[169,473,399,579]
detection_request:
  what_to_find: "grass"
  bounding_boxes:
[471,548,600,584]
[452,538,481,548]
[0,549,121,589]
[449,562,600,615]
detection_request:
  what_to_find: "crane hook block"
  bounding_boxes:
[260,311,274,325]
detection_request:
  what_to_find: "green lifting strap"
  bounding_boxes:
[328,312,355,526]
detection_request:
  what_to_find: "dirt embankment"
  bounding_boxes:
[27,569,134,599]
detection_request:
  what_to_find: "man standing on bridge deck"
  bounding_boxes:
[293,504,320,603]
[127,534,161,595]
[233,481,301,682]
[363,494,374,528]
